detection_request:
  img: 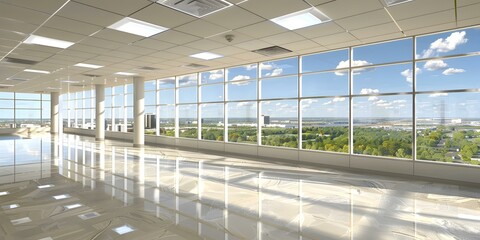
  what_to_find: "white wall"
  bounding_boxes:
[63,128,480,184]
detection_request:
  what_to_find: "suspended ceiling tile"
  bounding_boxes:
[397,10,455,31]
[132,39,176,51]
[74,0,152,16]
[152,30,201,45]
[335,9,392,31]
[325,39,361,50]
[175,20,230,38]
[0,30,28,41]
[131,4,196,29]
[103,50,140,60]
[308,0,336,6]
[89,55,126,64]
[312,32,357,46]
[282,39,320,52]
[184,39,227,51]
[68,44,112,55]
[35,27,87,42]
[18,43,65,54]
[294,22,345,39]
[0,38,20,48]
[148,51,183,60]
[203,6,264,30]
[57,49,97,59]
[261,32,306,45]
[10,48,54,59]
[0,2,49,25]
[236,21,287,38]
[317,0,384,20]
[207,31,254,45]
[297,46,329,55]
[403,22,458,36]
[457,3,480,20]
[0,18,38,35]
[234,39,272,51]
[57,2,123,27]
[359,32,405,45]
[457,17,480,28]
[208,46,245,56]
[239,0,310,19]
[116,45,157,56]
[43,16,103,36]
[79,37,124,50]
[386,0,453,21]
[350,22,400,39]
[1,0,68,14]
[93,29,144,44]
[133,55,162,64]
[165,45,201,56]
[233,51,269,61]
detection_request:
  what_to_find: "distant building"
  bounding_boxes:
[260,115,270,125]
[451,118,462,124]
[145,113,156,129]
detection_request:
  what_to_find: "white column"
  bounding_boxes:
[50,92,60,134]
[95,84,105,141]
[134,77,145,147]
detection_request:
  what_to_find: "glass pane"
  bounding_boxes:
[145,106,156,135]
[416,27,480,59]
[126,94,133,106]
[159,77,176,89]
[160,105,175,137]
[42,94,51,100]
[114,95,124,107]
[201,103,224,141]
[114,85,124,95]
[353,63,413,94]
[301,49,349,73]
[261,100,298,148]
[353,38,412,65]
[179,104,197,139]
[260,57,298,78]
[16,100,41,109]
[178,87,197,104]
[126,84,133,94]
[145,80,157,91]
[227,64,257,81]
[0,109,14,128]
[201,69,224,84]
[126,107,133,128]
[227,102,257,144]
[159,89,175,104]
[301,98,349,153]
[227,80,257,101]
[15,93,40,100]
[15,109,41,126]
[0,92,14,99]
[0,99,14,108]
[416,92,480,165]
[353,95,412,159]
[416,55,480,91]
[302,71,348,97]
[178,74,197,87]
[105,87,112,96]
[145,91,156,105]
[261,76,298,99]
[201,84,224,102]
[105,96,112,108]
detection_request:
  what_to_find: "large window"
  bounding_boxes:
[200,69,224,141]
[105,84,132,132]
[0,92,50,128]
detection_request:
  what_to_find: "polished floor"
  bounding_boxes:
[0,134,479,240]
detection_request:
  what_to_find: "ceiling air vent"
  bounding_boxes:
[6,78,29,82]
[138,66,160,71]
[2,57,39,65]
[82,74,102,78]
[183,63,208,69]
[252,46,292,56]
[71,84,86,88]
[155,0,232,17]
[384,0,413,6]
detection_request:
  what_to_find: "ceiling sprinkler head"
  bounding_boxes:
[225,34,234,42]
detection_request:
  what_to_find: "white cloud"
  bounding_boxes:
[335,60,372,76]
[231,75,251,81]
[323,97,345,105]
[421,31,468,58]
[392,100,407,104]
[368,96,379,101]
[423,59,448,71]
[236,102,255,107]
[429,93,448,98]
[360,88,379,94]
[259,63,273,70]
[208,71,223,80]
[266,68,283,77]
[230,81,251,86]
[245,64,257,71]
[302,99,318,108]
[442,68,465,75]
[400,68,421,83]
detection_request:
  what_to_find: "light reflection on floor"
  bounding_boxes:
[0,134,479,240]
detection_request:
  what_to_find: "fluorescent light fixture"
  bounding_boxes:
[24,69,50,74]
[384,0,413,7]
[38,184,54,189]
[78,212,100,220]
[115,72,136,76]
[2,204,19,210]
[11,217,31,225]
[190,52,223,60]
[53,194,71,200]
[270,8,331,30]
[0,84,14,87]
[23,35,74,49]
[108,17,168,37]
[112,225,135,235]
[64,203,83,210]
[74,63,103,69]
[0,191,9,196]
[39,238,54,240]
[62,80,80,83]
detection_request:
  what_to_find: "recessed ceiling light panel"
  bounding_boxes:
[108,17,168,37]
[271,8,331,30]
[74,63,104,69]
[190,52,223,60]
[24,69,50,74]
[112,225,135,235]
[23,35,74,49]
[115,72,137,76]
[384,0,413,7]
[156,0,232,18]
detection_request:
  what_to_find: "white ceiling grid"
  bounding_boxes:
[0,0,477,93]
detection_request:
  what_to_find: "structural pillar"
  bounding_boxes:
[50,92,60,134]
[133,77,145,147]
[95,84,105,141]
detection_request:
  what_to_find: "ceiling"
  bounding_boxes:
[0,0,479,93]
